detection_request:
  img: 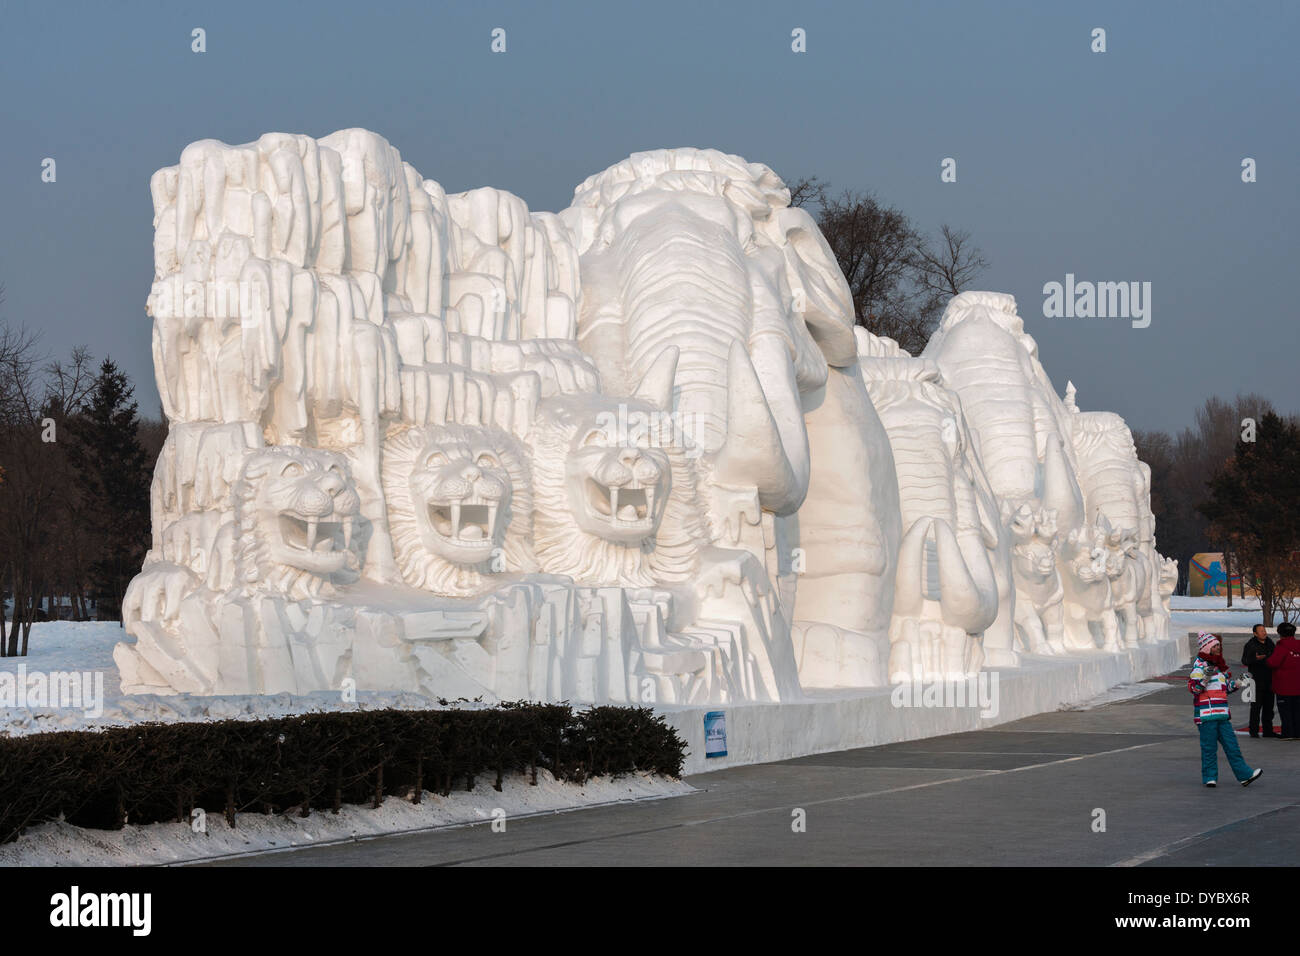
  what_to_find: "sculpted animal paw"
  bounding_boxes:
[124,563,196,625]
[890,618,946,682]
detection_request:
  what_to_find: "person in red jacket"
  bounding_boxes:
[1267,622,1300,739]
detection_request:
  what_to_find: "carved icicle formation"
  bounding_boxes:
[116,135,1176,705]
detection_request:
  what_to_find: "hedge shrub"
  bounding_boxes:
[0,703,686,843]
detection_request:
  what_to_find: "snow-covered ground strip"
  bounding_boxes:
[1170,595,1270,634]
[1174,596,1263,610]
[0,621,482,736]
[4,615,1193,772]
[0,770,695,867]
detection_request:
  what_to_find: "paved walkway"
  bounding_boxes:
[205,647,1300,866]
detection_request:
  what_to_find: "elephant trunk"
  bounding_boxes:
[615,204,812,513]
[1042,434,1084,531]
[934,518,999,633]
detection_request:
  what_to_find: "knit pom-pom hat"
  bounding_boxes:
[1198,632,1221,654]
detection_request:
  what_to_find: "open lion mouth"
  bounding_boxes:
[427,498,500,547]
[274,511,356,577]
[585,479,655,529]
[279,513,354,554]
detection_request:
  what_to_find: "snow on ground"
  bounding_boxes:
[0,621,487,736]
[0,770,695,867]
[1,603,1278,737]
[1174,596,1262,610]
[1170,595,1270,634]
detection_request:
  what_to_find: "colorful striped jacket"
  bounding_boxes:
[1188,656,1235,724]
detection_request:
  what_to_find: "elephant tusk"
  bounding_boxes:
[893,516,933,617]
[633,345,679,411]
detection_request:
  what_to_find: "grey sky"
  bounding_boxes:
[1,0,1295,433]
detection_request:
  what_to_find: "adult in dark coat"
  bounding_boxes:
[1241,624,1277,737]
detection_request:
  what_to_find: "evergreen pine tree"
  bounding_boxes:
[66,359,151,622]
[1200,412,1300,624]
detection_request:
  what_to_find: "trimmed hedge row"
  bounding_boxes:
[0,703,686,843]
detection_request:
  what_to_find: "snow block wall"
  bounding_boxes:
[116,133,1178,709]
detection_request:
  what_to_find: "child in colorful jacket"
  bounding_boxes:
[1189,632,1263,787]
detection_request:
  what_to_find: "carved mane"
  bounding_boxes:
[383,424,535,596]
[528,396,705,586]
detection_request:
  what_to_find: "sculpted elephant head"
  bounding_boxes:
[857,353,998,681]
[864,357,999,629]
[1073,411,1143,538]
[923,292,1080,509]
[559,148,857,516]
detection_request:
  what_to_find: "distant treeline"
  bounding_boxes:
[1135,396,1300,615]
[1,315,161,655]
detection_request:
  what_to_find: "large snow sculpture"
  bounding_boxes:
[118,132,1177,707]
[920,295,1175,658]
[561,149,900,688]
[859,346,1001,680]
[1073,411,1152,646]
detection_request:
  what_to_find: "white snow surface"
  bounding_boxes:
[1170,595,1271,634]
[0,621,486,735]
[0,769,694,867]
[1174,596,1263,609]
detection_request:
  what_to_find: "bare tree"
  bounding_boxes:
[0,322,53,654]
[42,347,97,620]
[1201,412,1300,625]
[785,175,828,210]
[913,225,989,303]
[0,312,101,651]
[786,179,988,354]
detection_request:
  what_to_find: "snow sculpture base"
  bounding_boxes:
[665,637,1187,775]
[118,574,794,705]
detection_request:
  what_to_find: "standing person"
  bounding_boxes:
[1241,624,1277,737]
[1267,622,1300,739]
[1189,632,1262,787]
